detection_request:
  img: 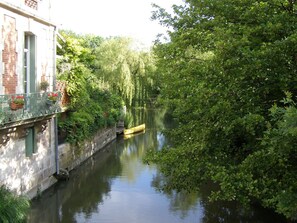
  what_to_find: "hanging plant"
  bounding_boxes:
[40,81,49,91]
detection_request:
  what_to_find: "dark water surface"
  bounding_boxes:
[28,108,287,223]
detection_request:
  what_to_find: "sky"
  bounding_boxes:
[50,0,184,47]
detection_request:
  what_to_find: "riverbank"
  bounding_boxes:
[27,126,116,199]
[58,126,116,172]
[28,108,287,223]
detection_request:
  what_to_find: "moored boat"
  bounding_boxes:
[124,124,145,135]
[124,130,146,139]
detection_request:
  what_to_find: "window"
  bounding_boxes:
[25,0,38,10]
[24,33,36,94]
[25,127,37,157]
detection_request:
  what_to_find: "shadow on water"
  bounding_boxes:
[28,107,287,223]
[28,140,123,223]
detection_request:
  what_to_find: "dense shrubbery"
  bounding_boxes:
[0,186,29,223]
[58,90,122,144]
[145,0,297,220]
[57,32,123,144]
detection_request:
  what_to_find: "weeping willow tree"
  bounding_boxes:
[94,37,156,106]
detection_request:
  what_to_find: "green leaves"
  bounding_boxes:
[148,0,297,220]
[94,37,156,105]
[57,31,123,144]
[0,186,29,223]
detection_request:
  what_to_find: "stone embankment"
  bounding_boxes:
[58,126,116,172]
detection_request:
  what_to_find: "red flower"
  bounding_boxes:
[12,95,25,105]
[48,92,59,101]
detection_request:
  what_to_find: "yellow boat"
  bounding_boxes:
[124,124,145,135]
[124,130,145,140]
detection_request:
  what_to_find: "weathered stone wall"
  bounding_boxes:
[0,124,116,199]
[0,119,57,199]
[0,2,56,199]
[58,126,117,171]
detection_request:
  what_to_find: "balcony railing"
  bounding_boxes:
[0,92,62,126]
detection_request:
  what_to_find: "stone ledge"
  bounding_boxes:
[58,126,116,172]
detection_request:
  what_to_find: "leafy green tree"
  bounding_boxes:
[57,31,122,144]
[94,37,156,105]
[146,0,297,220]
[0,186,29,223]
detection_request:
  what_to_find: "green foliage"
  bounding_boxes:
[56,30,160,144]
[94,37,157,105]
[0,186,30,223]
[57,31,122,144]
[239,101,297,219]
[124,112,133,128]
[58,88,122,144]
[146,0,297,220]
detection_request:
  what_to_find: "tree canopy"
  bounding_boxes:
[57,31,122,144]
[56,31,158,143]
[94,37,156,105]
[146,0,297,220]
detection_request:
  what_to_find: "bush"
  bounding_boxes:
[0,186,30,223]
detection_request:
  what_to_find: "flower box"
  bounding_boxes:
[10,102,24,110]
[47,93,58,102]
[10,95,25,110]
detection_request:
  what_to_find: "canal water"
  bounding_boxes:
[28,108,287,223]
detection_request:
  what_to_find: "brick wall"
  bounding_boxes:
[2,15,18,94]
[25,0,38,10]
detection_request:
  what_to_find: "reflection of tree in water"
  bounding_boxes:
[119,108,165,183]
[60,146,122,222]
[127,107,166,131]
[28,141,124,223]
[29,107,179,222]
[150,172,200,219]
[150,172,287,223]
[120,131,158,182]
[167,190,200,219]
[199,182,287,223]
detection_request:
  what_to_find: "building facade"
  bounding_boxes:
[0,0,61,198]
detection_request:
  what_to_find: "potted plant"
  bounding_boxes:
[10,95,25,110]
[40,81,49,91]
[47,92,58,105]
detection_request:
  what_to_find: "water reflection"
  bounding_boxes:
[28,108,287,223]
[29,140,123,223]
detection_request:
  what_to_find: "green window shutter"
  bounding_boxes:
[29,35,36,93]
[25,128,33,157]
[25,127,37,157]
[33,127,37,154]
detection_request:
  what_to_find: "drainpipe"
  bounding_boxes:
[53,26,59,175]
[54,116,59,175]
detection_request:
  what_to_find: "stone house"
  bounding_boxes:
[0,0,62,198]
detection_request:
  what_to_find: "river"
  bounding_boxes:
[28,108,287,223]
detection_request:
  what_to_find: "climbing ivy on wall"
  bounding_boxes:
[57,31,122,144]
